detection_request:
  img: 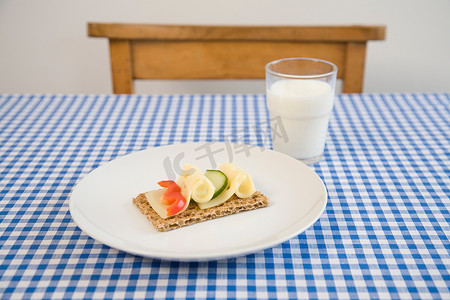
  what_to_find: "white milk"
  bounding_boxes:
[266,79,334,160]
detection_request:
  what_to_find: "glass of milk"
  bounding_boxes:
[265,58,337,164]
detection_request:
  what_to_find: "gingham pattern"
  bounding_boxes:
[0,93,449,299]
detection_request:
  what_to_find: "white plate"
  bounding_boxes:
[69,142,327,261]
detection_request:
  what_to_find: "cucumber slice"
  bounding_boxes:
[205,170,228,199]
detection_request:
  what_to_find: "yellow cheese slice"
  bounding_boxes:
[145,189,169,219]
[197,162,256,209]
[144,164,215,219]
[176,164,215,203]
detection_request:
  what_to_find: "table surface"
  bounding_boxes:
[0,93,449,299]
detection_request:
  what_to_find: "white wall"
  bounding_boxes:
[1,0,449,94]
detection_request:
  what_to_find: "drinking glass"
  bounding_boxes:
[265,57,337,164]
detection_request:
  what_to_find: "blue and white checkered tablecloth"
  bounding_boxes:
[0,93,449,299]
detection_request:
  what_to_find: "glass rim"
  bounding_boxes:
[265,57,338,79]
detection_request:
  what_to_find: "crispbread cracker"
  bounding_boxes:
[132,191,269,232]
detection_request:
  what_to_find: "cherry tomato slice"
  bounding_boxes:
[166,193,187,217]
[157,180,186,216]
[158,180,181,192]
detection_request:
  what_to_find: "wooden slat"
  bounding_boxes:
[109,39,133,94]
[131,41,346,80]
[343,42,367,93]
[89,23,386,42]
